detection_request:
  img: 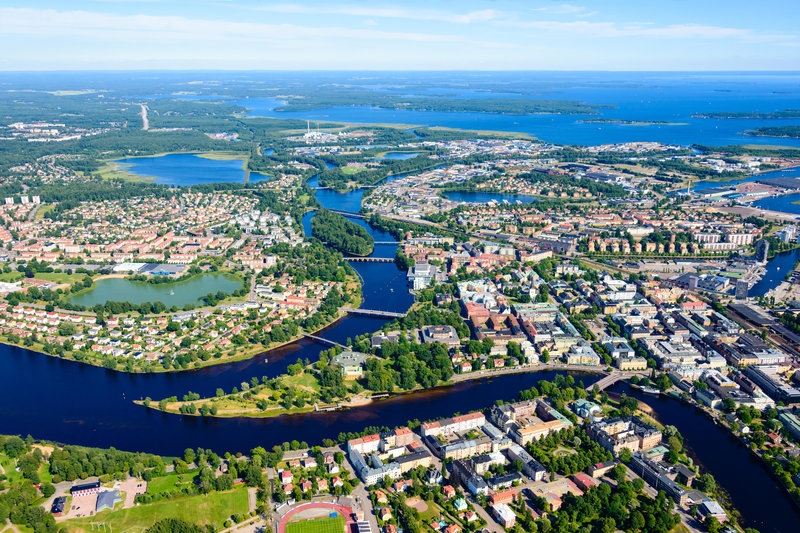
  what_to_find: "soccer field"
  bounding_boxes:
[285,515,345,533]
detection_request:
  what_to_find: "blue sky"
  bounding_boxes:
[0,1,798,70]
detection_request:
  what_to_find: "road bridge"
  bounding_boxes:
[341,307,406,318]
[344,257,394,263]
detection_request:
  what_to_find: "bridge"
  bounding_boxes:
[327,208,365,219]
[304,334,346,348]
[341,307,406,318]
[344,257,394,263]
[588,371,646,392]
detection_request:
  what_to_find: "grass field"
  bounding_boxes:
[146,470,198,494]
[34,272,85,284]
[286,515,345,533]
[0,271,23,282]
[65,486,248,533]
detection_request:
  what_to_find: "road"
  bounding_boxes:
[140,104,149,131]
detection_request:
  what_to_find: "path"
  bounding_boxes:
[140,104,149,131]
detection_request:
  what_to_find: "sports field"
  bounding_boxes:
[285,515,345,533]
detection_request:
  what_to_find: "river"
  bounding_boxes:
[1,117,799,530]
[618,384,800,533]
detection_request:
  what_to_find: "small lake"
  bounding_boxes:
[69,273,242,308]
[373,151,422,161]
[113,153,271,186]
[443,191,540,204]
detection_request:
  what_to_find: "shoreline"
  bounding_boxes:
[142,364,607,419]
[0,273,362,375]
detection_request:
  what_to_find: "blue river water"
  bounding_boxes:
[114,153,270,186]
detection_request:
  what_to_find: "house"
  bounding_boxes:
[300,480,312,493]
[279,470,293,484]
[443,525,462,533]
[376,507,392,521]
[442,485,456,499]
[426,468,443,485]
[316,477,328,492]
[454,497,468,512]
[50,496,66,516]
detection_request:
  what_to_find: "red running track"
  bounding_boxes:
[277,502,355,533]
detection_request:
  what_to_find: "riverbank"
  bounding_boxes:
[142,362,609,419]
[0,275,360,375]
[640,386,800,520]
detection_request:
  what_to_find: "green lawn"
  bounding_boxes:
[286,515,345,533]
[147,471,198,494]
[65,486,248,533]
[34,272,84,284]
[0,271,23,282]
[280,372,321,392]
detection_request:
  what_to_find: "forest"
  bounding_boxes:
[745,126,800,139]
[310,209,374,256]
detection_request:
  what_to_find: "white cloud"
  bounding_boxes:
[0,7,463,43]
[505,19,797,43]
[258,4,499,24]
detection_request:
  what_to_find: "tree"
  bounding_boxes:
[3,436,25,458]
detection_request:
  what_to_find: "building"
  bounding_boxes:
[96,490,122,513]
[506,444,546,481]
[420,325,460,347]
[71,481,101,496]
[492,504,516,528]
[744,365,800,403]
[779,412,800,441]
[755,239,769,265]
[629,453,687,505]
[572,399,602,419]
[698,500,727,522]
[588,417,662,455]
[50,497,66,516]
[409,262,438,290]
[332,351,370,380]
[735,280,749,300]
[421,412,486,437]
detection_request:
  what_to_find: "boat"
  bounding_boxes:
[264,358,269,363]
[641,386,661,395]
[169,289,175,296]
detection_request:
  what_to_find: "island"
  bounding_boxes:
[310,208,375,256]
[744,125,800,139]
[692,109,800,119]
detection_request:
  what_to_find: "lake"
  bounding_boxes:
[373,152,422,161]
[443,191,541,204]
[68,273,243,307]
[230,72,800,148]
[113,153,271,186]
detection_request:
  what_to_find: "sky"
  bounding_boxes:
[0,1,798,71]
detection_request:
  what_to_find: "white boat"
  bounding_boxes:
[641,386,661,395]
[169,289,175,296]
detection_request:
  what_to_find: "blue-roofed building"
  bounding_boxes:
[96,490,122,513]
